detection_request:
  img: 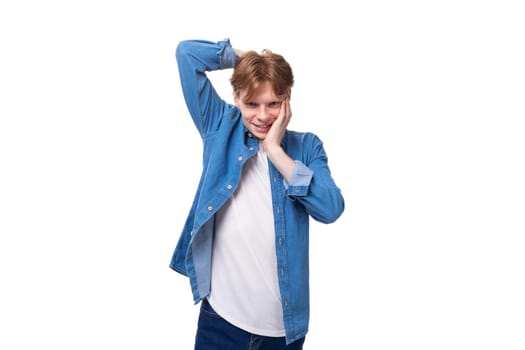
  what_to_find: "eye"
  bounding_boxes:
[244,102,258,108]
[268,101,281,108]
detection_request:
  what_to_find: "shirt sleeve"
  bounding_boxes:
[218,39,237,69]
[283,160,313,197]
[176,38,237,137]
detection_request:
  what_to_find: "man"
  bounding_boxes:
[170,38,345,349]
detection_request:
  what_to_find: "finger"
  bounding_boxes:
[283,98,291,121]
[278,99,288,120]
[281,102,286,118]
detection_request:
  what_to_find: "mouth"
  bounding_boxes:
[252,122,271,133]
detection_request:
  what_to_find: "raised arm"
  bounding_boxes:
[175,39,237,137]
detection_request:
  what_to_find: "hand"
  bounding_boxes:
[263,97,292,152]
[263,96,295,180]
[233,48,246,58]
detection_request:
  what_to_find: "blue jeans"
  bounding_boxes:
[194,299,305,350]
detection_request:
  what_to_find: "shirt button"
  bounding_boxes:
[248,133,253,138]
[238,156,243,161]
[227,184,233,190]
[249,147,254,151]
[207,206,213,211]
[279,237,283,245]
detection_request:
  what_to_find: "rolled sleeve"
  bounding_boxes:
[284,160,313,197]
[217,39,236,69]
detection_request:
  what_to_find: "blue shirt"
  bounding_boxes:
[170,38,345,344]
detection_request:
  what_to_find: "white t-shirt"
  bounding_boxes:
[207,144,285,337]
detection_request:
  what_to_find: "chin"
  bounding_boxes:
[253,132,266,140]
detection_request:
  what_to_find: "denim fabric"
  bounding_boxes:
[195,299,305,350]
[170,39,345,344]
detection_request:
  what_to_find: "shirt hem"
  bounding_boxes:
[207,297,286,338]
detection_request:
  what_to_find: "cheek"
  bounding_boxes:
[240,111,254,125]
[240,108,255,119]
[269,109,280,119]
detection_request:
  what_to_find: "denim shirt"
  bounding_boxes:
[170,39,345,344]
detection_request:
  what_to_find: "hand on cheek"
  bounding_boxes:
[264,97,291,151]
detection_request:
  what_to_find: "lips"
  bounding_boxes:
[253,123,271,133]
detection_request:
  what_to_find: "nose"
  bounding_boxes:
[257,106,272,122]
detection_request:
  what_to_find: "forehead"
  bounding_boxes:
[240,81,281,101]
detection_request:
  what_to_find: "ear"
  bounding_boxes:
[233,91,240,107]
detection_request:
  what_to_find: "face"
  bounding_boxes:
[234,81,288,140]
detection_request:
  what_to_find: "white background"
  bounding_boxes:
[1,1,524,349]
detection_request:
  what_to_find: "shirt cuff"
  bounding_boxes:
[218,38,236,69]
[284,161,313,197]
